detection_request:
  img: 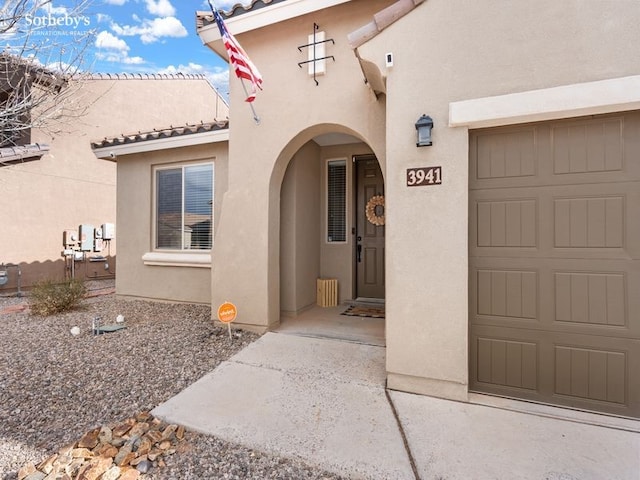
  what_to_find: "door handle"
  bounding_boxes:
[357,244,362,263]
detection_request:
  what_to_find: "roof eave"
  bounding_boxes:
[92,128,229,161]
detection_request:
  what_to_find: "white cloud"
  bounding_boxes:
[95,30,129,52]
[42,3,69,15]
[104,0,127,4]
[204,0,253,11]
[122,55,144,64]
[111,16,187,44]
[96,13,112,23]
[145,0,176,17]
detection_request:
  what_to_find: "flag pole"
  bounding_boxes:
[209,0,261,125]
[241,81,261,124]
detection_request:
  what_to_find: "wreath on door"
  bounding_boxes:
[365,194,385,226]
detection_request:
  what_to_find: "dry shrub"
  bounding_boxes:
[29,279,87,316]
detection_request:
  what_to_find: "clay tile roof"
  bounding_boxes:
[90,120,229,150]
[0,144,50,166]
[80,72,209,81]
[348,0,425,49]
[196,0,287,28]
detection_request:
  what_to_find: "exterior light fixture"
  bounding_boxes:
[415,114,434,147]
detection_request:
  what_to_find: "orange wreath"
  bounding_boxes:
[365,195,385,226]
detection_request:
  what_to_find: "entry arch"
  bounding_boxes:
[267,123,385,325]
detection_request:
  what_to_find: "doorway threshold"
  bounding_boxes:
[276,304,385,347]
[352,297,385,305]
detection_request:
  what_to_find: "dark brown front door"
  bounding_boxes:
[356,156,385,299]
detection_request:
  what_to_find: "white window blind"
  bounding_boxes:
[156,163,213,250]
[327,159,346,242]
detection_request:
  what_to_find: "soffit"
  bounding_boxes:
[196,0,352,39]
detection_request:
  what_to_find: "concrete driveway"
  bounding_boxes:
[153,332,640,480]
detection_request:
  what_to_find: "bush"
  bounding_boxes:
[29,279,87,316]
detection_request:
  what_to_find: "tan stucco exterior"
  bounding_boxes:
[114,141,228,304]
[0,75,225,292]
[90,0,640,415]
[193,0,640,404]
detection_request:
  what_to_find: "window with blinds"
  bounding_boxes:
[155,162,213,250]
[327,159,346,242]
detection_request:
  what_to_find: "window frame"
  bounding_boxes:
[151,160,214,254]
[326,158,349,244]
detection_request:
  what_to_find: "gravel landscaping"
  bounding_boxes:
[0,281,343,479]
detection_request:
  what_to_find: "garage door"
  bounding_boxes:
[469,112,640,418]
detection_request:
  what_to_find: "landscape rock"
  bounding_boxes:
[77,428,100,449]
[17,413,188,479]
[18,463,36,480]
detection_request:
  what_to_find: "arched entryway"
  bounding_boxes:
[270,125,386,344]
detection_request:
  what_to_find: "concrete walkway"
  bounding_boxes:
[153,332,640,480]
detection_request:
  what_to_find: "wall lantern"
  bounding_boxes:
[415,114,434,147]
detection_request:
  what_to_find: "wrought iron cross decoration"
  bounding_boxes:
[297,23,335,85]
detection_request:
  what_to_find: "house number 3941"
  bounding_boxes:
[406,166,442,187]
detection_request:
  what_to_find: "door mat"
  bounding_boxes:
[341,304,385,319]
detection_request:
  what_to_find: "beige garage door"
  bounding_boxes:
[469,112,640,418]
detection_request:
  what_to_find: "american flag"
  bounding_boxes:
[211,4,263,103]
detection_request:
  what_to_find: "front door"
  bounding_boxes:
[355,156,385,299]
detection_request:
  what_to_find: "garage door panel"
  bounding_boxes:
[470,326,640,416]
[470,112,640,418]
[551,117,624,175]
[470,114,640,191]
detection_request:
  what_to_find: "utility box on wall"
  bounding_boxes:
[78,224,94,252]
[102,223,115,240]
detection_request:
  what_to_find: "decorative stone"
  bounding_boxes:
[77,428,100,449]
[37,454,58,474]
[144,430,162,444]
[23,472,46,480]
[94,443,118,458]
[111,436,126,448]
[129,454,147,467]
[18,412,188,480]
[119,468,141,480]
[101,466,122,480]
[129,421,150,439]
[136,411,151,422]
[98,425,113,444]
[112,417,136,437]
[71,448,94,459]
[75,456,112,480]
[17,463,36,480]
[57,443,76,457]
[136,437,152,456]
[135,459,151,474]
[147,451,161,462]
[160,424,177,441]
[113,444,133,466]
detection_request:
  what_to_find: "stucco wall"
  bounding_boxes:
[356,0,640,399]
[115,142,227,304]
[207,0,392,330]
[0,76,226,290]
[280,141,321,314]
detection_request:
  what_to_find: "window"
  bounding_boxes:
[327,159,346,242]
[155,162,213,251]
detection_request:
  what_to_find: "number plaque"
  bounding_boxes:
[406,166,442,187]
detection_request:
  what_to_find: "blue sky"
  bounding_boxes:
[3,0,253,97]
